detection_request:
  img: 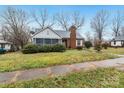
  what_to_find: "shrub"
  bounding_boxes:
[52,44,66,52]
[22,44,66,54]
[76,46,83,50]
[102,42,109,49]
[39,45,53,52]
[0,48,6,54]
[94,41,102,52]
[84,41,92,49]
[22,44,39,54]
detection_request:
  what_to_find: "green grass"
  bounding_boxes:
[103,47,124,55]
[0,68,122,88]
[0,49,117,72]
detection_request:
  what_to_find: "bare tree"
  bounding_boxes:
[120,26,124,36]
[111,11,124,37]
[0,26,8,40]
[0,7,31,49]
[85,31,92,41]
[55,11,84,31]
[32,9,54,29]
[55,12,70,31]
[91,10,109,41]
[72,11,85,30]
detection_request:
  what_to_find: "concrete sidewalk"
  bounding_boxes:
[0,57,124,84]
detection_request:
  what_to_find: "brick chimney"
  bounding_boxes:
[69,25,76,49]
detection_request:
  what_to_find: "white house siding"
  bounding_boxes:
[33,29,61,39]
[5,44,11,50]
[76,40,83,47]
[0,44,11,51]
[111,41,122,47]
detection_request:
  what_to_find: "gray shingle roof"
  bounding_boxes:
[54,30,84,39]
[32,27,84,39]
[114,35,124,41]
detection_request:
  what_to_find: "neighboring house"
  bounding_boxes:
[32,26,84,48]
[111,35,124,47]
[0,33,11,51]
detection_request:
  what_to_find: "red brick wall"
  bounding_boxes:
[69,26,76,49]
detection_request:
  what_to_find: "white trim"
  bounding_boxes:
[76,40,83,47]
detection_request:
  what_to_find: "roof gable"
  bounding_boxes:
[32,27,62,39]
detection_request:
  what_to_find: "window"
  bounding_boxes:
[36,38,59,45]
[44,39,51,44]
[77,40,81,46]
[114,41,116,45]
[36,38,43,45]
[52,39,58,44]
[1,44,5,48]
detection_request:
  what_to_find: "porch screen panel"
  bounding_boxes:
[52,39,59,44]
[44,39,51,44]
[36,38,43,45]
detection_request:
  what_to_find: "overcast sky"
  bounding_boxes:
[0,5,124,40]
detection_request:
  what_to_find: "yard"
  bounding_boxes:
[0,48,123,72]
[1,68,124,88]
[103,48,124,55]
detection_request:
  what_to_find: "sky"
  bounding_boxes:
[0,5,124,40]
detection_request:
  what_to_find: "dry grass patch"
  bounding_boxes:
[0,68,120,88]
[0,49,117,72]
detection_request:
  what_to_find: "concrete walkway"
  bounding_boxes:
[0,57,124,84]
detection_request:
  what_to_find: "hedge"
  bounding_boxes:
[76,46,83,50]
[22,44,66,54]
[52,44,66,52]
[21,44,39,54]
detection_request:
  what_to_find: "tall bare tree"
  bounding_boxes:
[85,31,92,41]
[72,11,85,30]
[0,7,31,49]
[0,26,8,40]
[111,11,124,37]
[120,26,124,36]
[55,12,69,31]
[55,11,84,31]
[91,10,109,41]
[32,9,54,29]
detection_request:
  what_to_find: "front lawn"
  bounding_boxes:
[0,49,117,72]
[103,48,124,55]
[0,68,122,88]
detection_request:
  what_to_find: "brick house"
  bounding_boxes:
[32,26,84,48]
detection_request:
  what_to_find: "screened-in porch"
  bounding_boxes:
[33,38,62,45]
